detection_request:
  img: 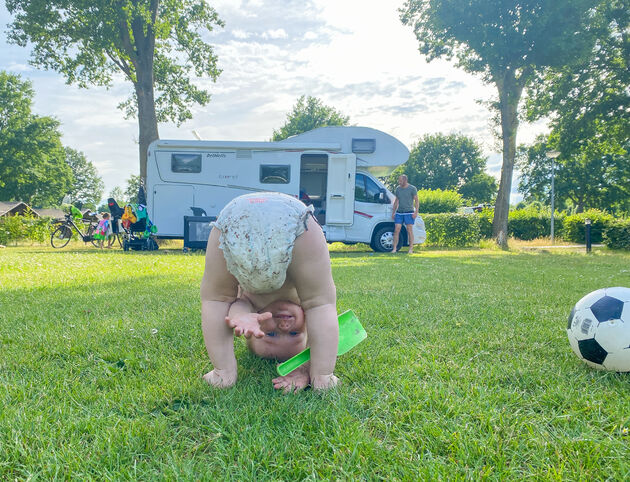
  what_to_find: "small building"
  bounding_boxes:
[0,201,31,217]
[31,207,66,220]
[0,202,93,222]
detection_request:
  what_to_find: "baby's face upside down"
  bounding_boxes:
[247,300,307,361]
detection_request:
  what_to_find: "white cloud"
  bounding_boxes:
[262,28,288,39]
[5,62,32,72]
[232,29,251,39]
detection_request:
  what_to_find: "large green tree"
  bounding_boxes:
[458,172,498,205]
[0,71,72,206]
[109,186,127,204]
[124,174,143,204]
[6,0,224,181]
[388,133,495,203]
[518,136,629,214]
[271,96,350,141]
[64,147,104,208]
[524,0,628,211]
[400,0,599,246]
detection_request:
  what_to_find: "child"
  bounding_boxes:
[94,212,111,249]
[200,192,339,391]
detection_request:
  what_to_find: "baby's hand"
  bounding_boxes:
[225,312,271,338]
[311,373,339,391]
[272,365,310,394]
[202,368,237,388]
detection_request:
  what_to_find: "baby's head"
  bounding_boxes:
[102,212,110,220]
[247,300,307,361]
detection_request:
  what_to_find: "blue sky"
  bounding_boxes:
[0,0,548,201]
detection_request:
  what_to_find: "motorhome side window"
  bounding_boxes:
[260,165,290,184]
[172,153,201,173]
[352,138,376,154]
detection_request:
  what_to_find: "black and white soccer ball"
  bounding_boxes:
[567,287,630,372]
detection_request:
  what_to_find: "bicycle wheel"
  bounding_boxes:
[108,233,122,248]
[88,224,100,248]
[50,224,73,248]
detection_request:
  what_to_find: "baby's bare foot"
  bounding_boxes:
[272,365,310,393]
[202,368,237,388]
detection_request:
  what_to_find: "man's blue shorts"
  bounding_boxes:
[394,212,415,225]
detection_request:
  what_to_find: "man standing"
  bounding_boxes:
[391,174,419,254]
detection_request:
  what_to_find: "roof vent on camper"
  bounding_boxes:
[236,150,252,159]
[352,138,376,154]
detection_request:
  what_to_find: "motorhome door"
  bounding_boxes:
[326,154,356,225]
[152,184,194,236]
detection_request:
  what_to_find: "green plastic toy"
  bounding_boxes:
[276,309,367,376]
[70,205,83,219]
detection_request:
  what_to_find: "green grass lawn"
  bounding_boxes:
[1,244,629,479]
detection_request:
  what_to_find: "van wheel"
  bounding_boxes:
[371,226,405,252]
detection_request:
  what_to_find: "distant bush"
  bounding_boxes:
[474,206,567,240]
[508,208,565,241]
[0,215,27,245]
[417,189,462,214]
[26,217,54,243]
[562,210,614,244]
[0,214,53,245]
[423,213,480,247]
[603,220,630,250]
[477,208,494,238]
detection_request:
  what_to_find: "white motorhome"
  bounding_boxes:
[146,126,425,252]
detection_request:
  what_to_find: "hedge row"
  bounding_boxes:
[0,215,53,245]
[417,189,462,214]
[420,209,628,249]
[423,214,480,247]
[453,208,563,242]
[562,210,614,244]
[603,220,630,250]
[473,208,626,245]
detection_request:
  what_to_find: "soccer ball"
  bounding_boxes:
[567,287,630,372]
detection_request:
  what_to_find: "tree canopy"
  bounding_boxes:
[110,186,125,203]
[400,0,600,246]
[6,0,224,180]
[0,71,72,206]
[458,172,498,205]
[388,133,496,204]
[522,0,629,215]
[64,147,104,209]
[518,136,630,214]
[124,174,143,204]
[271,96,350,141]
[526,1,628,153]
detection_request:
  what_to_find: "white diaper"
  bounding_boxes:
[213,192,314,294]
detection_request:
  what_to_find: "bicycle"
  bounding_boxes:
[50,208,101,249]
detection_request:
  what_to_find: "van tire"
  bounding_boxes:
[371,225,405,252]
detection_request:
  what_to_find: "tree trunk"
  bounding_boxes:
[576,198,584,213]
[130,3,160,186]
[135,56,159,185]
[492,69,525,248]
